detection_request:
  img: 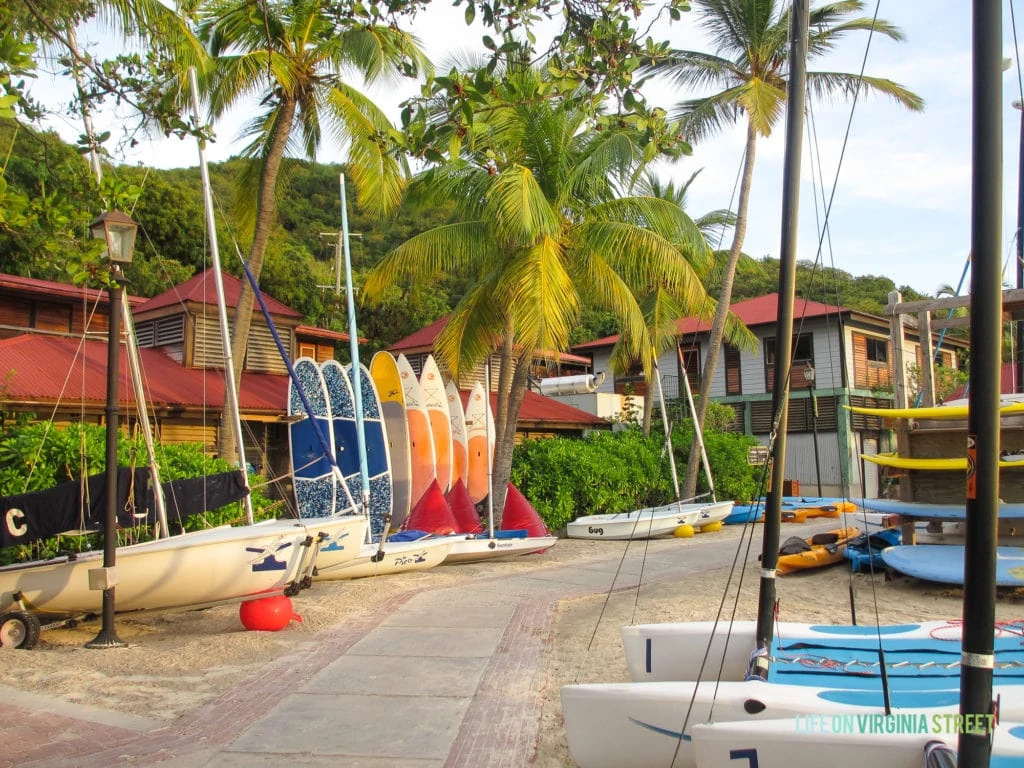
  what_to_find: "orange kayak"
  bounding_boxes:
[777,526,861,575]
[781,500,857,523]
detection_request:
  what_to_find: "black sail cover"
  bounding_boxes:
[1,469,249,547]
[1,469,136,548]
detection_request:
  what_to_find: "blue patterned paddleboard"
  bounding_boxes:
[320,359,361,514]
[347,363,393,537]
[288,357,335,518]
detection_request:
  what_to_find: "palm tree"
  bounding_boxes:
[363,65,719,520]
[196,0,429,460]
[647,0,923,498]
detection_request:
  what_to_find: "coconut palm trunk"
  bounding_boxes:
[491,345,532,522]
[682,119,757,497]
[218,98,297,461]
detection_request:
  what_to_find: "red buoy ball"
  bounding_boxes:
[239,595,302,632]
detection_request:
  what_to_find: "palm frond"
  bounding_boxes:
[806,72,924,111]
[326,82,408,218]
[483,165,559,246]
[493,236,578,354]
[362,221,494,302]
[435,276,506,379]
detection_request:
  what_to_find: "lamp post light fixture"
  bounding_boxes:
[804,362,823,498]
[85,209,136,650]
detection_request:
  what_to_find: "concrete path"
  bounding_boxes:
[2,520,845,768]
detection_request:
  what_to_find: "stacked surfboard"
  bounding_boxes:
[849,400,1024,472]
[848,401,1024,587]
[298,344,560,564]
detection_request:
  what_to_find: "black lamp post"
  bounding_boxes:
[805,363,823,497]
[85,210,136,650]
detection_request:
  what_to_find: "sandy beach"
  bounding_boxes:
[1,524,1021,766]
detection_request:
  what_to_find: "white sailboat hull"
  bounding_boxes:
[567,501,733,540]
[304,514,370,574]
[690,717,1024,768]
[0,517,352,615]
[442,534,557,564]
[561,679,1024,768]
[314,536,453,579]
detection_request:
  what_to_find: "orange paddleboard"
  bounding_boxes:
[397,353,436,507]
[464,381,495,504]
[447,379,469,489]
[420,355,453,493]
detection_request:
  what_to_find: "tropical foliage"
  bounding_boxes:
[510,420,760,533]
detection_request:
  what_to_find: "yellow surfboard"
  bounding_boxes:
[863,452,1024,471]
[370,351,413,527]
[847,400,1024,421]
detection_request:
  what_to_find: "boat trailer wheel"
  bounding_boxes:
[0,611,42,650]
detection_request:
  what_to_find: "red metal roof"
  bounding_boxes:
[391,316,592,365]
[135,268,301,319]
[0,272,146,307]
[0,335,602,426]
[0,335,286,413]
[572,293,848,350]
[457,387,605,427]
[949,362,1018,399]
[390,316,448,352]
[295,325,355,343]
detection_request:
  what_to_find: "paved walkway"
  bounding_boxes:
[1,521,841,767]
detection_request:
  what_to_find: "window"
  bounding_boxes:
[724,344,741,395]
[764,333,814,390]
[679,345,701,395]
[867,337,888,364]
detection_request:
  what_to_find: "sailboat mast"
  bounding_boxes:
[676,347,717,502]
[340,174,371,518]
[484,357,496,538]
[754,0,808,661]
[958,0,1001,762]
[188,68,254,526]
[652,361,683,506]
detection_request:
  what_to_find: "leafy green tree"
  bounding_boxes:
[364,62,716,520]
[646,0,923,498]
[195,0,430,459]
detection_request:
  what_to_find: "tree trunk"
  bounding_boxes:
[218,97,298,461]
[641,385,654,436]
[491,345,531,525]
[682,119,758,498]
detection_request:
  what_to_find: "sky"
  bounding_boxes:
[29,0,1024,297]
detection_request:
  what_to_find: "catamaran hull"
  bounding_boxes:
[561,679,1024,768]
[0,517,348,615]
[621,619,1024,683]
[690,718,1024,768]
[442,535,557,564]
[314,536,453,579]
